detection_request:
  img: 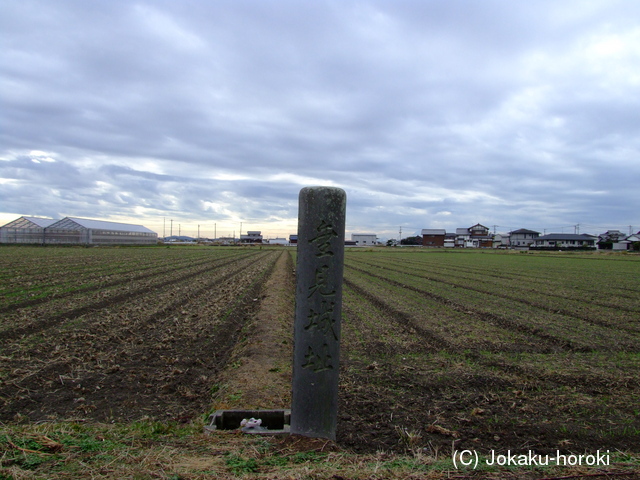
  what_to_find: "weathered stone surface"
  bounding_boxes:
[290,187,346,441]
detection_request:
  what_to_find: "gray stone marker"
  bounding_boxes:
[290,186,346,441]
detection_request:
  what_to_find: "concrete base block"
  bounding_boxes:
[204,409,291,435]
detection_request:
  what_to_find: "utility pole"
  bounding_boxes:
[399,226,402,245]
[179,224,181,236]
[163,217,165,238]
[215,223,217,240]
[170,219,173,237]
[198,224,200,240]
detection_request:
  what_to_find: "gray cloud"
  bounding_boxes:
[1,0,639,240]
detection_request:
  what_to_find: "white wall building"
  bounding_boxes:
[351,233,377,246]
[268,238,288,245]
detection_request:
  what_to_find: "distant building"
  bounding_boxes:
[444,232,456,248]
[455,224,493,248]
[493,233,510,248]
[289,234,298,245]
[531,234,597,250]
[268,238,288,245]
[421,229,446,247]
[615,233,640,251]
[240,231,263,243]
[509,229,540,248]
[455,228,470,247]
[351,233,377,246]
[164,235,196,243]
[597,230,626,249]
[0,216,56,244]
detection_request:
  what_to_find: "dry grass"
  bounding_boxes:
[2,420,638,479]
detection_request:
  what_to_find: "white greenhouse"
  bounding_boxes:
[0,216,57,244]
[0,216,158,245]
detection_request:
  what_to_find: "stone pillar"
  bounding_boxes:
[290,187,346,441]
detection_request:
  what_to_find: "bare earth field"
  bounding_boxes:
[1,246,639,479]
[337,250,640,459]
[0,246,280,424]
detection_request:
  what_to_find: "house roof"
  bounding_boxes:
[509,228,540,235]
[1,216,57,228]
[49,217,156,234]
[536,233,597,241]
[421,229,446,235]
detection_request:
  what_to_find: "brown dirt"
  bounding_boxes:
[211,249,295,410]
[335,268,640,457]
[0,249,280,423]
[2,247,639,478]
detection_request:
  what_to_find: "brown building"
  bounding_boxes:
[421,229,446,247]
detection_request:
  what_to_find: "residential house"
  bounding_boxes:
[531,233,597,250]
[598,230,626,250]
[444,232,456,248]
[240,231,263,243]
[509,229,540,249]
[421,229,446,247]
[455,224,493,248]
[455,228,471,247]
[612,233,640,251]
[493,233,510,248]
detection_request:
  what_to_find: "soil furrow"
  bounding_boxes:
[344,263,592,352]
[0,251,247,314]
[350,257,640,320]
[0,250,280,422]
[0,251,263,340]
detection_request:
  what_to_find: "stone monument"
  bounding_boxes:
[290,186,346,441]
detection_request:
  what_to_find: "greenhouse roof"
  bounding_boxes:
[50,217,156,234]
[1,216,57,228]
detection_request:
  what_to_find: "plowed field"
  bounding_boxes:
[0,246,281,423]
[337,250,640,456]
[2,246,639,467]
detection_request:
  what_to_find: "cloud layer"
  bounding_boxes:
[2,0,639,240]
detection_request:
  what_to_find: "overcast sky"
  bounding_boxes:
[2,1,639,240]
